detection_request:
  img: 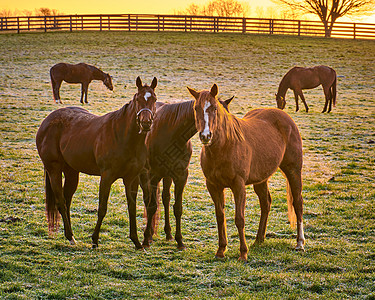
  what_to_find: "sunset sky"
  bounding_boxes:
[1,0,375,23]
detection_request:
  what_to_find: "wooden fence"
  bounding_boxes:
[1,14,375,39]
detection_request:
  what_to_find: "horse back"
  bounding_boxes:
[36,107,108,175]
[50,62,92,83]
[240,108,302,184]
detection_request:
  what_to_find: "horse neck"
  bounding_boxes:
[210,105,243,149]
[114,98,143,141]
[91,66,106,81]
[156,101,196,142]
[277,74,290,97]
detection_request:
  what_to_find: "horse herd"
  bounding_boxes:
[36,62,337,261]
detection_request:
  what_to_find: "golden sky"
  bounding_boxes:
[0,0,270,14]
[1,0,374,22]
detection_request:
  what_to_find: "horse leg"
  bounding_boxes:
[91,173,114,248]
[162,177,173,241]
[297,90,309,112]
[46,165,75,244]
[173,174,188,250]
[253,181,272,245]
[280,167,305,251]
[124,177,143,250]
[322,85,331,113]
[231,176,248,261]
[143,175,161,248]
[206,181,227,259]
[63,167,79,245]
[53,79,63,104]
[80,83,89,104]
[292,90,300,112]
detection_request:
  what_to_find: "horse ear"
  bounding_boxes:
[136,76,142,89]
[187,87,199,100]
[224,96,234,106]
[210,84,218,97]
[150,77,157,89]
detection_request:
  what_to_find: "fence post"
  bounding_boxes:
[100,15,102,31]
[298,20,301,36]
[17,17,20,33]
[242,18,246,33]
[353,23,356,39]
[269,19,273,34]
[108,16,110,31]
[44,16,47,32]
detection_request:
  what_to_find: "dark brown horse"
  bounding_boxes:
[189,84,305,261]
[276,65,337,113]
[36,77,157,249]
[141,97,233,250]
[50,62,113,104]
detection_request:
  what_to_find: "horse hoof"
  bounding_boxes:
[238,256,248,262]
[177,244,186,251]
[214,255,226,260]
[69,237,76,245]
[142,243,150,249]
[92,243,98,249]
[295,245,305,252]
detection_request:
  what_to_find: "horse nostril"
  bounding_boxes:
[199,132,212,144]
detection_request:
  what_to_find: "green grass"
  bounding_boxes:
[0,31,374,299]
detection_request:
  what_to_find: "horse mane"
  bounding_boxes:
[155,100,194,127]
[217,102,244,142]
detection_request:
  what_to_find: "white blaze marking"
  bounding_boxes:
[202,101,211,137]
[144,92,151,102]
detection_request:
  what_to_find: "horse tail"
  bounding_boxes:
[50,69,57,102]
[286,179,297,229]
[332,74,337,107]
[44,169,60,234]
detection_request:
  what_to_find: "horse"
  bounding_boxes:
[276,65,337,113]
[188,84,305,261]
[50,62,113,104]
[36,76,157,249]
[141,97,234,250]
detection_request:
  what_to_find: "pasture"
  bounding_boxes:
[0,31,374,299]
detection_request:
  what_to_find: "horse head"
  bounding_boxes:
[103,73,114,91]
[188,84,221,146]
[276,93,286,110]
[134,76,158,133]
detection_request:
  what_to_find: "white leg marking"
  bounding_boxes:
[296,221,305,251]
[70,236,77,245]
[144,92,151,102]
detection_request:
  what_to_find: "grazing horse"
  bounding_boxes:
[276,65,337,113]
[189,84,305,261]
[36,77,157,249]
[141,97,234,249]
[50,62,113,104]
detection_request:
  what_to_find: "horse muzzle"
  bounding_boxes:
[137,108,154,134]
[199,131,212,145]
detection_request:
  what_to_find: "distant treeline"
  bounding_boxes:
[0,8,62,18]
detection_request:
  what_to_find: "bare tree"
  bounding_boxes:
[178,0,250,17]
[272,0,375,37]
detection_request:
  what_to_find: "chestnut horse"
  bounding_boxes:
[276,65,337,113]
[36,77,157,249]
[141,97,233,250]
[189,84,305,261]
[50,62,113,104]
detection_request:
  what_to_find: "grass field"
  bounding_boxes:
[0,31,374,299]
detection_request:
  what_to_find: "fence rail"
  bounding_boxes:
[1,14,374,39]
